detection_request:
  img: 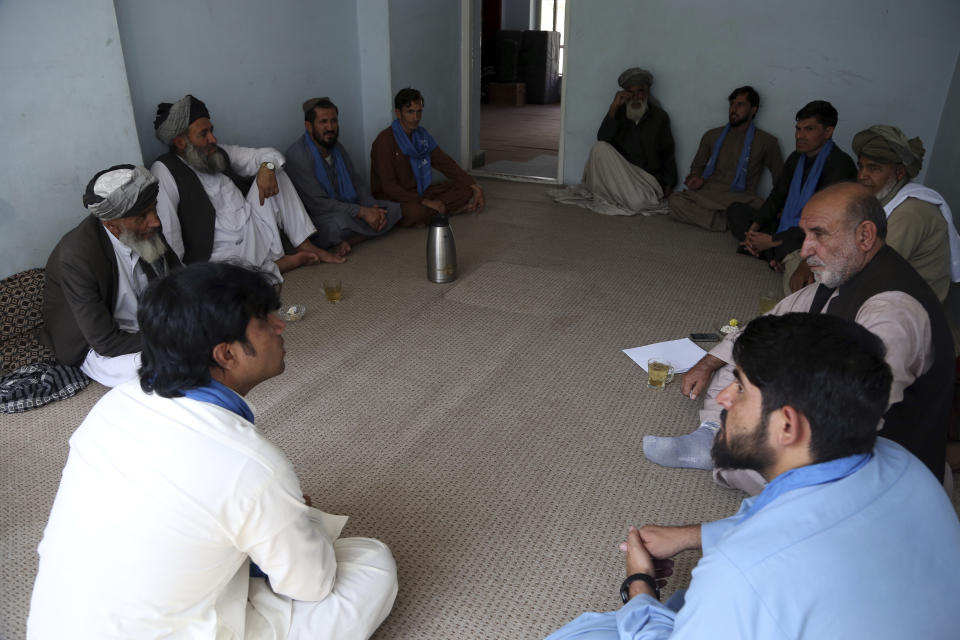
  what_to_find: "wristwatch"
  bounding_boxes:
[620,572,660,603]
[261,161,276,171]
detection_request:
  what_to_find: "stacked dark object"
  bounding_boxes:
[491,30,560,104]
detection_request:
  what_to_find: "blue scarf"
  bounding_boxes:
[302,132,358,204]
[777,140,834,233]
[180,379,254,423]
[702,122,755,192]
[391,119,438,196]
[739,451,871,524]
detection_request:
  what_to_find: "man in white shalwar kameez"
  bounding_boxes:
[150,95,345,283]
[27,262,397,639]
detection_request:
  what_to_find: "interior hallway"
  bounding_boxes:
[478,103,561,179]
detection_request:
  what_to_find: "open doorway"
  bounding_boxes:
[473,0,565,182]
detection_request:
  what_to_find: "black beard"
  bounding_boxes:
[710,409,775,473]
[317,132,338,150]
[729,114,749,127]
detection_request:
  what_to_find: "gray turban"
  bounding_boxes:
[618,67,653,89]
[851,125,925,179]
[82,165,159,220]
[153,94,210,145]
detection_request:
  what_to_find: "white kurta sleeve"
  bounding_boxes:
[150,160,186,260]
[221,144,286,177]
[239,466,338,602]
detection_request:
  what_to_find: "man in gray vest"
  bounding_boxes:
[151,95,344,283]
[643,183,953,490]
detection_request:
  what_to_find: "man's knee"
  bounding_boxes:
[333,537,398,597]
[398,201,434,226]
[726,203,756,241]
[588,141,621,164]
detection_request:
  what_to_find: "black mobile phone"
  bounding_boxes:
[690,332,721,342]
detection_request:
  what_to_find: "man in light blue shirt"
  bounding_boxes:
[546,313,960,640]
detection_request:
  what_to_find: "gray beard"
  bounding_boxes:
[806,253,856,289]
[625,100,648,123]
[873,176,902,204]
[182,140,228,174]
[118,229,167,263]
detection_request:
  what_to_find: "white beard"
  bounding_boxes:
[118,229,167,263]
[625,100,648,123]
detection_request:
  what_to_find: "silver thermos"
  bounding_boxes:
[427,214,457,283]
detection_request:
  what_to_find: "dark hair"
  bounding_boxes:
[728,85,759,110]
[137,262,281,397]
[733,313,891,463]
[843,182,888,240]
[796,100,838,128]
[394,87,423,111]
[305,97,339,124]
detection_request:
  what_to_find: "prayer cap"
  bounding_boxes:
[618,67,653,89]
[82,164,159,221]
[852,125,925,179]
[153,95,210,145]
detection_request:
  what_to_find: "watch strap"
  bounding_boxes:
[620,572,660,603]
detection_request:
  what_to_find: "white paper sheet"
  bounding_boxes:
[622,338,708,373]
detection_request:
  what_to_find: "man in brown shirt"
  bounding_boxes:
[668,86,782,231]
[370,88,484,221]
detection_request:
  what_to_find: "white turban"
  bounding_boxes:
[83,165,159,220]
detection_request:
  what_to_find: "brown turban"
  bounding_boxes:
[618,67,653,89]
[852,125,925,179]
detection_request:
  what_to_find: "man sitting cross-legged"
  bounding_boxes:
[370,87,484,219]
[644,183,954,490]
[286,96,420,257]
[28,262,398,640]
[546,313,960,640]
[668,85,782,231]
[41,164,182,387]
[151,94,344,282]
[728,100,856,270]
[551,67,676,216]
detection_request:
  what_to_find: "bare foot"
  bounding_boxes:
[315,247,346,264]
[276,251,320,273]
[297,239,347,264]
[333,241,352,257]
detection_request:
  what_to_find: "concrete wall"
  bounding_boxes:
[114,0,365,170]
[560,0,960,190]
[357,0,395,177]
[926,51,960,220]
[0,0,142,278]
[390,0,464,164]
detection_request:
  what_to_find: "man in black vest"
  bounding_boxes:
[643,182,953,490]
[42,165,182,386]
[150,95,344,282]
